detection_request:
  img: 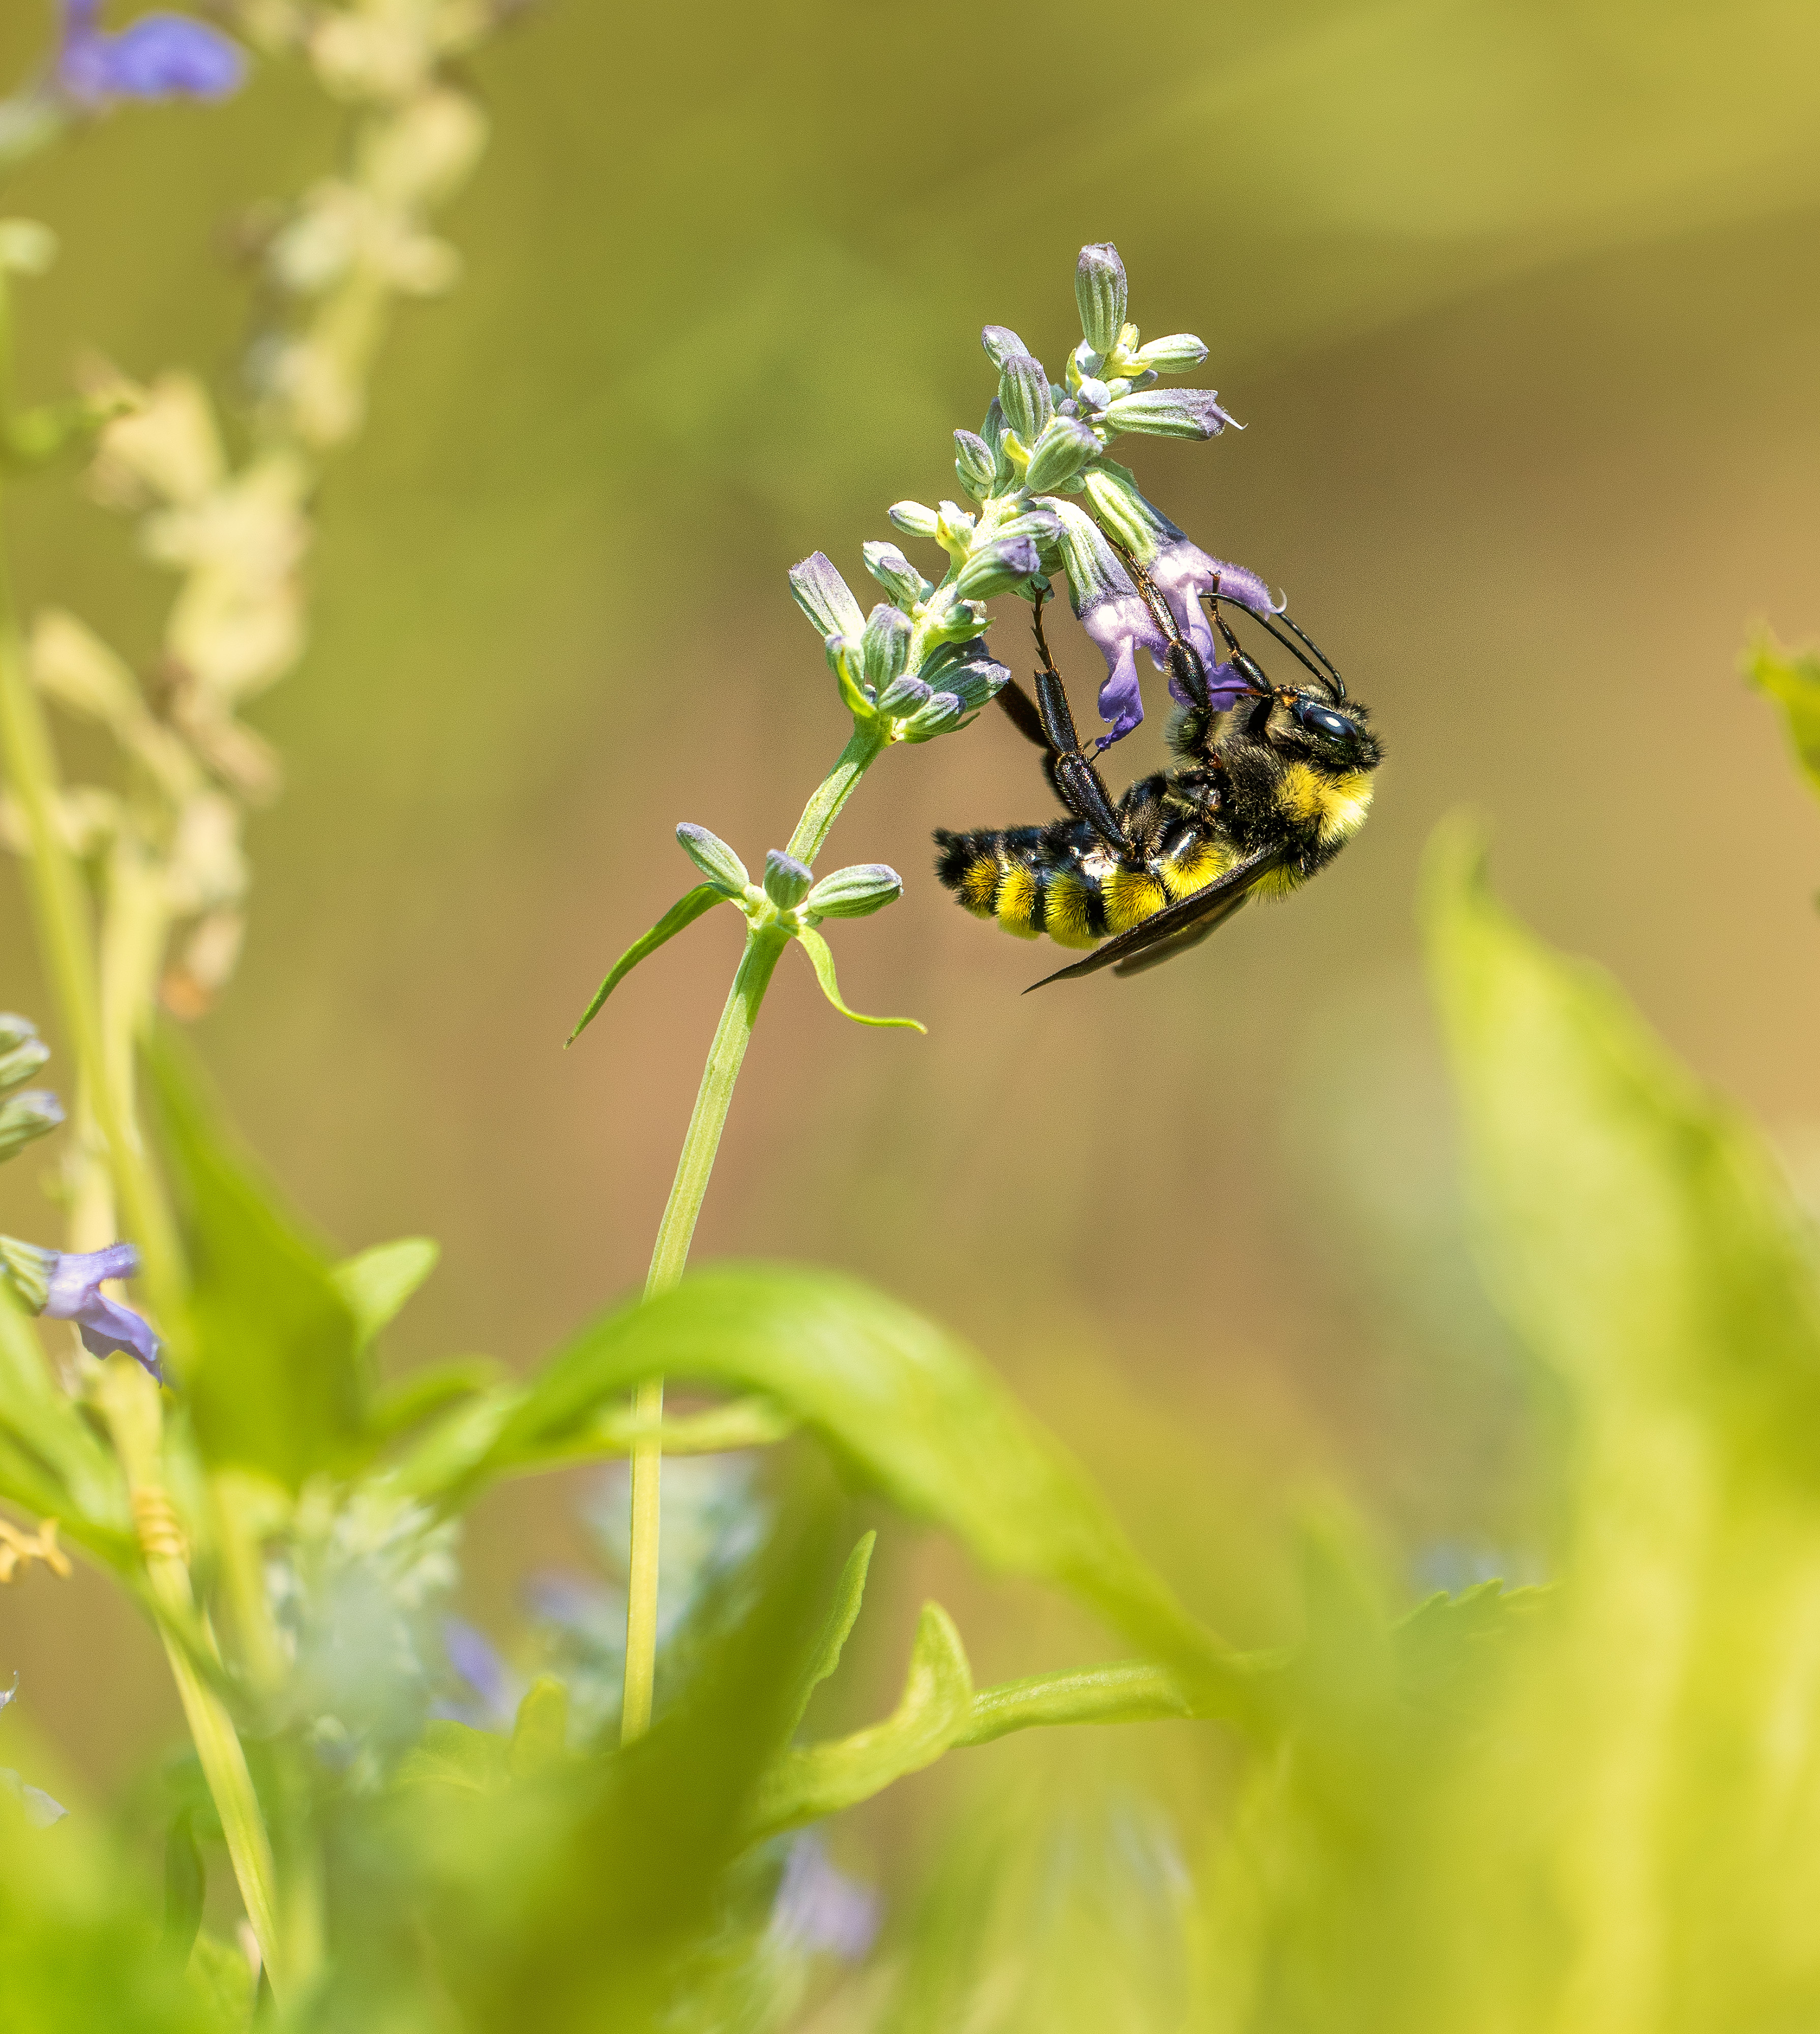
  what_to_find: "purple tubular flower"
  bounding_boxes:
[768,1834,881,1963]
[1148,539,1281,697]
[42,1244,161,1379]
[1046,499,1170,747]
[58,2,247,106]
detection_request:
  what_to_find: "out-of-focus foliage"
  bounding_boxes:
[1748,633,1820,809]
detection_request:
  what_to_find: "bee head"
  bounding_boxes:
[1282,688,1382,772]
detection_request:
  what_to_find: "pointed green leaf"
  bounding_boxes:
[395,1719,512,1796]
[334,1237,439,1349]
[791,1531,875,1733]
[751,1600,972,1835]
[953,1659,1197,1746]
[508,1677,571,1778]
[147,1037,364,1490]
[795,925,924,1032]
[566,885,727,1044]
[473,1265,1238,1697]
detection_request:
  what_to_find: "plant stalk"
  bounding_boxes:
[619,722,888,1743]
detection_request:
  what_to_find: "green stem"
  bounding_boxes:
[619,721,889,1744]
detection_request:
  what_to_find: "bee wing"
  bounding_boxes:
[1023,848,1285,991]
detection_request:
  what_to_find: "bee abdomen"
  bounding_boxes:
[932,827,1107,949]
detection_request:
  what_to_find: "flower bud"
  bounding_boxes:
[863,542,931,610]
[789,551,867,640]
[934,501,977,558]
[803,863,903,919]
[997,353,1053,443]
[676,823,749,896]
[898,692,965,742]
[1131,333,1208,373]
[1080,459,1164,560]
[0,1236,52,1311]
[980,325,1027,368]
[927,598,990,644]
[1102,388,1237,440]
[887,500,941,540]
[0,1017,50,1095]
[921,640,1010,711]
[1023,417,1101,493]
[861,604,912,691]
[874,673,931,716]
[763,851,814,910]
[0,1090,63,1164]
[952,430,997,502]
[953,535,1041,603]
[1075,243,1127,354]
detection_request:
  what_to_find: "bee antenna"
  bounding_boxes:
[1227,602,1348,703]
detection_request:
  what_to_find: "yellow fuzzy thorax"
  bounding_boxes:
[1276,764,1377,847]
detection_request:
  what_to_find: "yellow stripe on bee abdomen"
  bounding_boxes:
[1101,867,1169,934]
[993,865,1043,939]
[1160,837,1230,901]
[957,856,999,916]
[1043,873,1101,948]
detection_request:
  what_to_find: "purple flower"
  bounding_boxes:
[768,1834,880,1963]
[43,1244,161,1379]
[1148,537,1281,700]
[58,2,246,108]
[434,1616,519,1729]
[1046,500,1171,748]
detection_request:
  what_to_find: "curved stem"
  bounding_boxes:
[619,720,889,1744]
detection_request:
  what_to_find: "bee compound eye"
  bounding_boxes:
[1294,699,1352,741]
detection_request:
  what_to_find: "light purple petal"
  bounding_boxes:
[1149,539,1281,690]
[73,1294,162,1378]
[769,1835,881,1963]
[42,1245,159,1379]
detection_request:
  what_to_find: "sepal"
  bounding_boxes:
[860,604,913,690]
[0,1090,64,1165]
[887,501,941,540]
[897,692,966,742]
[1074,243,1128,353]
[920,640,1010,712]
[763,851,814,910]
[997,353,1053,442]
[980,325,1027,367]
[953,535,1041,603]
[0,1015,50,1094]
[1023,417,1101,493]
[789,551,867,640]
[1131,333,1208,372]
[676,823,750,895]
[803,864,903,919]
[863,544,932,610]
[1102,387,1237,439]
[952,430,996,501]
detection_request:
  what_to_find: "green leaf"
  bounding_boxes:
[475,1265,1239,1697]
[751,1600,972,1836]
[794,925,925,1031]
[566,885,727,1044]
[509,1678,570,1778]
[366,1355,507,1447]
[147,1036,364,1490]
[1745,630,1820,803]
[790,1530,874,1733]
[0,1279,129,1538]
[334,1237,440,1349]
[953,1659,1197,1747]
[394,1719,511,1796]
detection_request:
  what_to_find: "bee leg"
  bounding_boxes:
[1020,589,1136,855]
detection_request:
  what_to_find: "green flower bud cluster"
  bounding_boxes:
[0,1014,62,1166]
[676,826,904,937]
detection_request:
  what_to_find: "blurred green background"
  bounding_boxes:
[2,0,1819,1839]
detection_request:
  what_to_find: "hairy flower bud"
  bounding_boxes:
[803,863,903,919]
[874,674,931,716]
[863,543,931,610]
[921,639,1010,712]
[789,552,867,640]
[0,1016,50,1095]
[996,353,1053,443]
[763,851,814,910]
[953,535,1041,603]
[1074,243,1128,354]
[1023,416,1101,493]
[1131,333,1209,372]
[980,325,1028,368]
[676,823,749,896]
[0,1090,64,1165]
[897,692,965,742]
[860,604,913,690]
[952,430,997,502]
[1102,387,1237,440]
[887,501,941,540]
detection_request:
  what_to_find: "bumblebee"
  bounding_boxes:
[933,560,1381,989]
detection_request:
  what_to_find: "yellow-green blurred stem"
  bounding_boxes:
[620,723,887,1744]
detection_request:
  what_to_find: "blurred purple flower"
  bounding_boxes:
[43,1243,161,1379]
[434,1616,519,1729]
[768,1834,880,1963]
[58,1,246,108]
